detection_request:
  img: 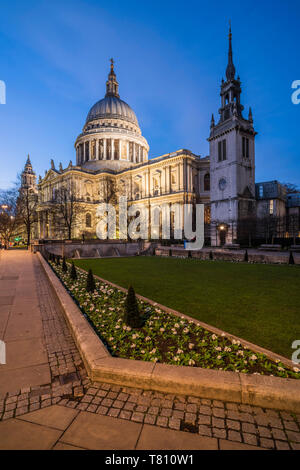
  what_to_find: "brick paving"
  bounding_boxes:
[0,254,300,449]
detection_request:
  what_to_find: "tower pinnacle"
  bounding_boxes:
[226,21,236,82]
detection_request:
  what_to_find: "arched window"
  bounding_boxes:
[204,173,210,191]
[86,213,92,228]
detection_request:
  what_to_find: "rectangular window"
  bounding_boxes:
[259,185,263,198]
[269,199,274,215]
[222,139,226,160]
[218,141,222,161]
[218,139,226,161]
[242,136,249,158]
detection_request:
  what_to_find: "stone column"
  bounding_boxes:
[83,141,86,162]
[119,140,122,160]
[112,139,114,160]
[104,139,107,160]
[96,139,99,160]
[133,143,136,163]
[127,141,129,161]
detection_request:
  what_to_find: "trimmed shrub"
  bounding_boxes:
[86,268,96,292]
[62,256,68,273]
[209,250,213,260]
[124,285,143,328]
[70,261,77,280]
[244,249,249,262]
[289,251,295,265]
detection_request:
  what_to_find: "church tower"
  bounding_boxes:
[21,155,37,192]
[208,25,256,246]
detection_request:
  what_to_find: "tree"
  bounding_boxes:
[70,261,77,280]
[53,180,84,239]
[62,256,68,272]
[86,269,96,292]
[124,286,143,328]
[16,176,38,247]
[0,187,18,249]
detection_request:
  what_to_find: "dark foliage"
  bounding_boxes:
[124,285,143,328]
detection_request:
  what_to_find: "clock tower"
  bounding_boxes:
[208,25,256,246]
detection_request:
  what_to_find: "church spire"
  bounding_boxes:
[226,21,236,82]
[105,58,120,98]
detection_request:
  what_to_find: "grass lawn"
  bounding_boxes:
[72,257,300,359]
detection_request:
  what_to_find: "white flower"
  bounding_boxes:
[145,336,151,342]
[211,334,217,340]
[174,323,180,328]
[188,359,195,366]
[177,349,183,354]
[215,346,222,352]
[173,356,180,362]
[183,328,189,334]
[188,343,194,349]
[217,355,222,360]
[237,350,244,356]
[293,367,300,373]
[160,328,165,332]
[278,366,284,372]
[250,355,257,361]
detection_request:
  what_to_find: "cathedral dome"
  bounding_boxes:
[86,95,138,127]
[74,59,149,172]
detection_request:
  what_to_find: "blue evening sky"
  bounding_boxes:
[0,0,299,189]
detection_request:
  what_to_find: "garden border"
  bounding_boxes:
[37,253,300,412]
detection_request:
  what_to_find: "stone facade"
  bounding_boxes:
[21,31,299,245]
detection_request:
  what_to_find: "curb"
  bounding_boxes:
[37,253,300,412]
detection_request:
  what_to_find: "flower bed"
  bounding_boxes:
[49,260,300,380]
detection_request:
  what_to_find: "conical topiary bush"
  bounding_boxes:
[209,250,213,260]
[62,256,68,272]
[244,249,249,262]
[289,251,295,265]
[70,261,77,280]
[86,268,96,292]
[124,286,143,328]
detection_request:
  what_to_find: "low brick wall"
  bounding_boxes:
[155,247,300,265]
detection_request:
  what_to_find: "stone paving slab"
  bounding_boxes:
[1,251,300,450]
[60,411,143,450]
[0,418,62,450]
[20,404,79,430]
[0,364,51,395]
[136,424,218,450]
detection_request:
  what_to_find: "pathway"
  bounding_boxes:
[0,250,299,450]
